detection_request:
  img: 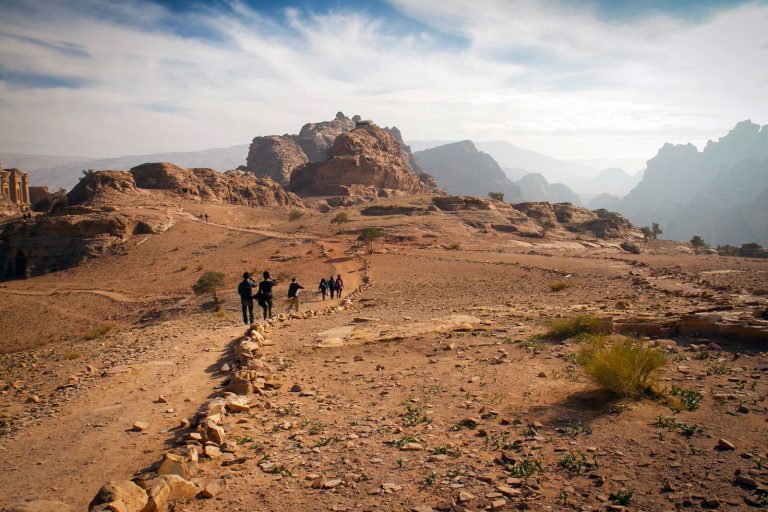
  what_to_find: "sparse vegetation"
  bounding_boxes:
[557,451,599,474]
[488,192,504,201]
[447,243,461,250]
[288,209,304,221]
[504,457,544,477]
[62,350,82,360]
[651,223,662,239]
[547,314,608,339]
[547,280,572,292]
[83,324,114,341]
[577,335,666,397]
[670,386,703,411]
[357,227,382,253]
[193,271,225,304]
[330,211,350,226]
[690,235,707,251]
[610,489,633,506]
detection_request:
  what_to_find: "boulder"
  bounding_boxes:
[245,135,309,185]
[157,452,196,480]
[89,481,148,512]
[160,474,198,500]
[198,419,225,445]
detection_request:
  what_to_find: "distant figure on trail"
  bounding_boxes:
[318,278,328,300]
[257,271,277,320]
[286,278,304,313]
[237,272,257,324]
[335,274,344,298]
[328,273,336,299]
[204,213,209,222]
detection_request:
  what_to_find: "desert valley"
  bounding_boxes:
[0,111,767,512]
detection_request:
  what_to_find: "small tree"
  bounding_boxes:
[640,227,652,241]
[331,212,350,226]
[651,223,662,240]
[288,209,304,221]
[488,192,504,202]
[193,271,225,304]
[357,227,382,253]
[690,235,706,252]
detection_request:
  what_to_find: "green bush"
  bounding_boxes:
[577,336,666,397]
[330,212,350,225]
[547,314,608,339]
[193,271,225,303]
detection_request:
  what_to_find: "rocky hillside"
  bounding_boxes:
[289,123,439,198]
[69,163,302,208]
[414,141,524,202]
[618,120,768,244]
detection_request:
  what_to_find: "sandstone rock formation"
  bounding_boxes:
[0,208,175,279]
[289,123,439,197]
[293,112,356,162]
[67,170,139,205]
[431,196,636,239]
[513,172,580,204]
[244,136,309,185]
[73,163,303,208]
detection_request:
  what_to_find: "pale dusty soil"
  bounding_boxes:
[1,196,767,511]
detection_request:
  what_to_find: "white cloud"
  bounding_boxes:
[0,0,766,164]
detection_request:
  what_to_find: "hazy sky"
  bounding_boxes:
[1,0,766,160]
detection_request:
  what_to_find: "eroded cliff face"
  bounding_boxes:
[244,136,309,186]
[294,112,357,162]
[288,123,439,197]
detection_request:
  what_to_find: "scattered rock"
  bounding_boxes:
[201,478,228,499]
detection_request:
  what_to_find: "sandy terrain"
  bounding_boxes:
[1,196,767,511]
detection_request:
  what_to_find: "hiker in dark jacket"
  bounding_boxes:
[237,272,257,324]
[328,273,335,298]
[335,274,344,298]
[257,271,278,320]
[286,278,304,313]
[318,278,328,300]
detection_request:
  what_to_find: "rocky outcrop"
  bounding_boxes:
[289,123,439,197]
[415,141,524,202]
[293,112,356,162]
[0,208,174,278]
[385,126,424,175]
[431,196,636,239]
[68,170,139,205]
[128,163,302,207]
[245,135,309,185]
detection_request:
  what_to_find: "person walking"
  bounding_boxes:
[328,273,336,299]
[257,271,277,320]
[318,278,328,300]
[237,272,257,324]
[286,278,304,313]
[335,274,344,298]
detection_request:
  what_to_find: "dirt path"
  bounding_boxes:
[0,287,182,303]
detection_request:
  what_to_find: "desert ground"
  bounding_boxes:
[1,196,767,511]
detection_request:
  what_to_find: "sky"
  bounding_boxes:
[0,0,767,163]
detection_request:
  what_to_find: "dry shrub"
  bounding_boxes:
[577,335,666,397]
[547,314,608,339]
[548,281,571,292]
[83,324,113,341]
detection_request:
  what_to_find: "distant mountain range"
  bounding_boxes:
[0,146,248,190]
[618,120,768,245]
[414,141,581,204]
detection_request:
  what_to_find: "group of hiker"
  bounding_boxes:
[237,271,344,324]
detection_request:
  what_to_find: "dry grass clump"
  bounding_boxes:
[577,335,667,397]
[547,314,608,339]
[547,280,572,292]
[83,324,114,341]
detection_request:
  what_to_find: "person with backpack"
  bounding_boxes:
[328,273,336,299]
[335,274,344,298]
[237,272,257,324]
[286,278,304,313]
[318,278,328,300]
[257,271,278,320]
